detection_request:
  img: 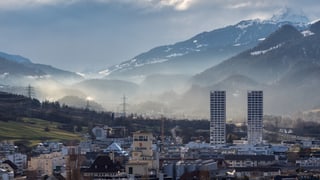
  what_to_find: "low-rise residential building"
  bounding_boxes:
[233,167,281,179]
[296,157,320,168]
[81,155,126,179]
[0,168,14,180]
[6,153,27,175]
[92,125,127,141]
[34,143,50,154]
[78,140,100,154]
[0,142,15,154]
[92,126,107,141]
[34,142,64,154]
[163,159,218,179]
[224,155,276,167]
[28,152,66,178]
[225,144,273,155]
[0,160,17,176]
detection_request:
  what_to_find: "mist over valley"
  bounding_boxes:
[1,10,320,121]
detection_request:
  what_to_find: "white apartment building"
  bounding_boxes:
[247,91,263,145]
[210,91,226,145]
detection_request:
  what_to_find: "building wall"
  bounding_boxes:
[0,164,14,174]
[226,159,275,168]
[28,152,65,177]
[132,132,153,157]
[296,157,320,167]
[6,153,27,175]
[126,163,149,176]
[0,171,14,180]
[247,91,263,145]
[92,127,107,141]
[126,132,159,176]
[210,91,226,145]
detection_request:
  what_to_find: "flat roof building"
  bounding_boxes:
[247,91,263,145]
[210,91,226,145]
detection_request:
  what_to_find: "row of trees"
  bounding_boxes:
[0,92,212,142]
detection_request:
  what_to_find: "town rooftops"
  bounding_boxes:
[81,155,124,173]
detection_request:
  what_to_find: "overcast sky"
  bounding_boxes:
[0,0,319,72]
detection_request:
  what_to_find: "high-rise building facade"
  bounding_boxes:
[247,91,263,145]
[210,91,226,145]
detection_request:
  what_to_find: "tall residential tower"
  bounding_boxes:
[210,91,226,145]
[247,91,263,145]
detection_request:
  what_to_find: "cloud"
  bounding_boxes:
[0,0,198,11]
[0,0,75,10]
[228,2,253,9]
[0,0,319,73]
[159,0,197,11]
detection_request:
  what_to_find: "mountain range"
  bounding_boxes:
[1,9,320,118]
[100,8,310,80]
[187,20,320,117]
[0,51,82,86]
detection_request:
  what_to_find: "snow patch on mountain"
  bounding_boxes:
[301,30,315,37]
[166,53,184,58]
[99,58,169,76]
[101,8,310,77]
[309,19,320,25]
[236,20,258,29]
[192,39,208,49]
[26,75,51,79]
[250,43,283,56]
[164,47,172,52]
[99,69,111,76]
[145,58,169,64]
[258,38,266,41]
[76,72,86,77]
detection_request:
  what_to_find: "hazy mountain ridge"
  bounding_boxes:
[194,20,320,84]
[193,24,307,85]
[1,9,319,119]
[0,52,82,85]
[185,20,320,117]
[101,9,310,79]
[0,51,32,64]
[58,96,105,112]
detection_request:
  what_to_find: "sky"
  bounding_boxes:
[0,0,319,72]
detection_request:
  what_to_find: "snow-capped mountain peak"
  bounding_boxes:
[236,19,262,29]
[101,8,310,78]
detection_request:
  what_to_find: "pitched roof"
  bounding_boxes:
[81,155,124,173]
[105,142,123,152]
[103,142,128,156]
[2,160,18,170]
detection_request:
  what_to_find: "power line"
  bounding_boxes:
[121,95,128,119]
[26,84,35,99]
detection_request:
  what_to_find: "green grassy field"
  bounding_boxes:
[0,118,82,146]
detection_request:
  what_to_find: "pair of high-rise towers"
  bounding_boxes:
[210,91,263,145]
